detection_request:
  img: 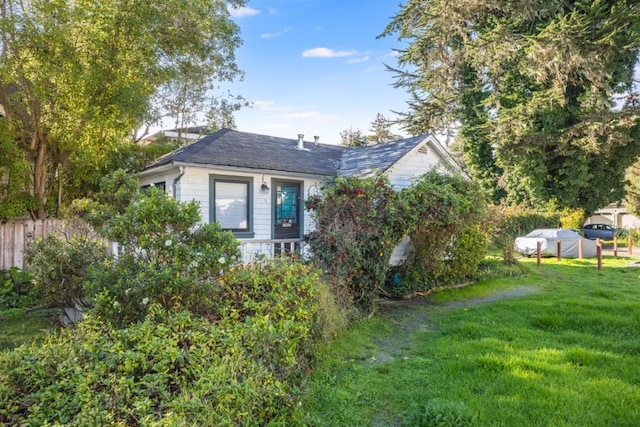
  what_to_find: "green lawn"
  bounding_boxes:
[0,308,58,351]
[301,256,640,426]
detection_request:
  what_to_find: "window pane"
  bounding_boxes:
[276,185,298,224]
[215,181,248,230]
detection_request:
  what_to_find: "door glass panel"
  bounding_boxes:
[276,185,298,226]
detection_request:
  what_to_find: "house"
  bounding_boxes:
[585,202,640,229]
[139,128,463,261]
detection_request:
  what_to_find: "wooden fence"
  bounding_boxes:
[0,219,88,271]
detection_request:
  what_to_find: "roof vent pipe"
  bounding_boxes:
[314,136,319,145]
[297,133,304,150]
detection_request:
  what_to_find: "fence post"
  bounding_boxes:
[614,236,618,257]
[597,243,602,271]
[578,238,583,259]
[557,240,562,262]
[629,235,633,256]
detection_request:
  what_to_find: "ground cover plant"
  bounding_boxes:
[0,172,341,425]
[301,255,640,426]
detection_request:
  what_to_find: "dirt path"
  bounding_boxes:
[370,286,539,363]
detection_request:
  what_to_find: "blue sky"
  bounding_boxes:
[227,0,409,145]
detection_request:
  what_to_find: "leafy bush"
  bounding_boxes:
[0,309,291,426]
[85,186,241,326]
[559,207,585,229]
[305,176,404,311]
[67,169,140,233]
[216,259,328,379]
[391,171,489,294]
[0,268,35,310]
[0,259,330,426]
[307,171,493,306]
[24,235,108,308]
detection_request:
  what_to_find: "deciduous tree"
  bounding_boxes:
[0,0,245,219]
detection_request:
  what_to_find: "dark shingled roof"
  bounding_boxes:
[339,134,429,177]
[143,129,441,178]
[145,128,347,176]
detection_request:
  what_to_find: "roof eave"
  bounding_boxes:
[144,161,335,180]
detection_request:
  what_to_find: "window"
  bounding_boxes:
[141,181,166,192]
[210,176,253,237]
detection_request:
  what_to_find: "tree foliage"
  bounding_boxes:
[305,171,490,310]
[367,113,400,144]
[625,158,640,216]
[339,127,369,147]
[393,170,489,293]
[340,113,401,147]
[0,0,245,219]
[383,0,640,214]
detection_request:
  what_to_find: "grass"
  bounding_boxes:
[301,255,640,426]
[0,308,58,351]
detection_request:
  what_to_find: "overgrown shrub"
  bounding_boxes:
[68,169,140,233]
[0,259,331,426]
[85,186,240,326]
[305,176,404,311]
[307,171,493,306]
[24,234,108,308]
[559,207,586,229]
[0,309,291,426]
[390,171,489,294]
[216,259,328,379]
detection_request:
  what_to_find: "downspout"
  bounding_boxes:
[172,166,186,199]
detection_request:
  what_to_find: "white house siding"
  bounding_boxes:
[386,142,447,190]
[146,165,324,261]
[385,141,457,265]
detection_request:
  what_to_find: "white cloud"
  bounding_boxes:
[260,27,289,39]
[346,56,370,64]
[252,101,339,124]
[228,6,260,18]
[282,111,339,122]
[252,100,276,108]
[363,66,378,73]
[302,47,357,58]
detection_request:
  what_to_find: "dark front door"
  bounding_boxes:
[274,181,301,239]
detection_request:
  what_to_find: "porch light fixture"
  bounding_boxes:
[261,182,270,192]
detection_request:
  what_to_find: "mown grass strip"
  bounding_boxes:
[302,256,640,426]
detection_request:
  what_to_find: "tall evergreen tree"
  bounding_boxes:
[367,113,400,144]
[340,127,369,147]
[383,0,640,214]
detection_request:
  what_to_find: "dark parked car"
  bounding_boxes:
[582,223,618,240]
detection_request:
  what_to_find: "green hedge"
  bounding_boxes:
[0,259,325,426]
